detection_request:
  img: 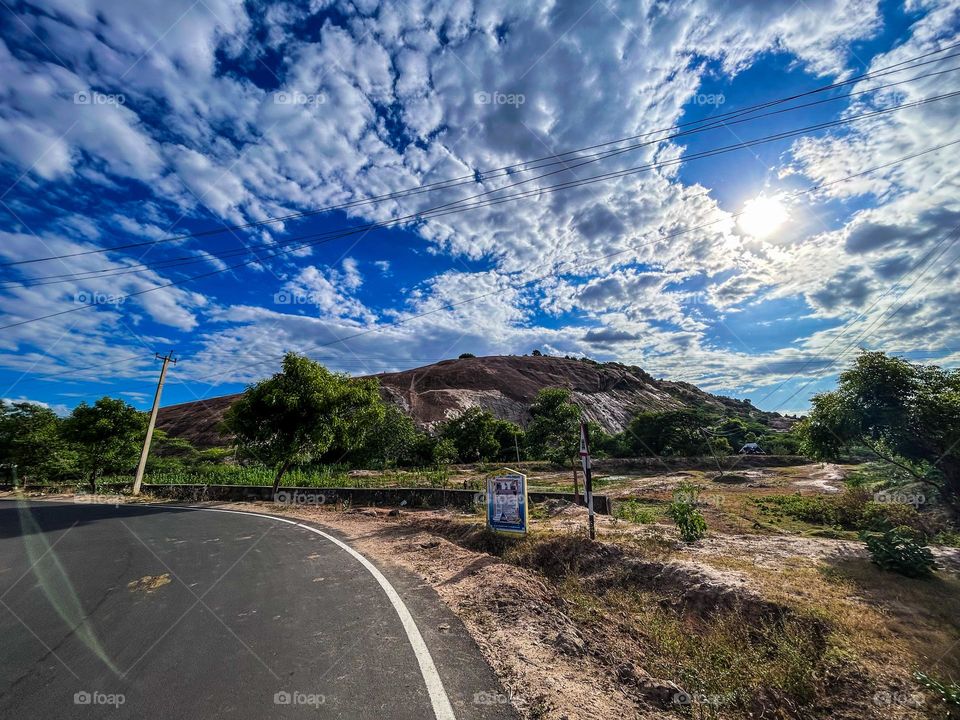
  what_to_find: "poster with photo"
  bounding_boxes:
[486,471,528,535]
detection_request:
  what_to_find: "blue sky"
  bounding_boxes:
[0,0,958,416]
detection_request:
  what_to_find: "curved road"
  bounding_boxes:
[0,500,518,719]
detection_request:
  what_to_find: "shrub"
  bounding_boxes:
[860,527,937,577]
[668,483,708,542]
[615,500,656,524]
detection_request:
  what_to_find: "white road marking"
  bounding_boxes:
[149,505,457,720]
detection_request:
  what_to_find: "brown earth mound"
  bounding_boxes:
[157,354,789,448]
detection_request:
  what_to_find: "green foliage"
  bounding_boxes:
[755,488,929,535]
[0,400,77,483]
[614,500,656,524]
[222,353,385,490]
[915,671,960,707]
[668,482,707,541]
[353,405,419,467]
[860,527,937,578]
[431,438,458,467]
[439,407,501,462]
[61,397,146,491]
[457,352,475,359]
[798,351,960,512]
[625,409,716,457]
[525,388,580,464]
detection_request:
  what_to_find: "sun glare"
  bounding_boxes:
[738,195,788,239]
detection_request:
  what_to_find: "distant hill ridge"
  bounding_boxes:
[156,354,791,448]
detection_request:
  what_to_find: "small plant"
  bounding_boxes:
[668,482,707,542]
[914,671,960,708]
[861,527,937,577]
[615,500,656,524]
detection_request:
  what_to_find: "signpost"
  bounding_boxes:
[486,469,528,536]
[579,420,596,540]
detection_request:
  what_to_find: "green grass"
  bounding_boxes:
[560,580,841,719]
[100,464,459,489]
[614,499,658,524]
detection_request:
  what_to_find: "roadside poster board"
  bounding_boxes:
[486,470,528,535]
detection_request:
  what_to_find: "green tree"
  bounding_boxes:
[223,353,385,493]
[713,416,749,449]
[432,438,458,467]
[799,351,960,513]
[440,407,501,462]
[525,388,580,464]
[361,405,419,467]
[62,397,146,492]
[492,419,525,463]
[0,401,76,484]
[625,409,714,457]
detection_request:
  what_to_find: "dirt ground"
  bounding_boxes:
[6,461,960,720]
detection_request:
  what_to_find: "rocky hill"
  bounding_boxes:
[157,354,790,448]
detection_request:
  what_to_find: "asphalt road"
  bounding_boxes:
[0,500,519,719]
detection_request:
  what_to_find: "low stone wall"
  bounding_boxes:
[138,483,612,515]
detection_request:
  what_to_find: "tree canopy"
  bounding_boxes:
[223,353,385,492]
[61,397,146,491]
[525,388,581,464]
[799,351,960,512]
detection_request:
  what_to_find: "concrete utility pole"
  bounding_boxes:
[132,352,177,496]
[579,419,596,540]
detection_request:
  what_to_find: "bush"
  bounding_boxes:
[860,527,937,577]
[668,483,707,542]
[756,488,930,535]
[615,500,656,524]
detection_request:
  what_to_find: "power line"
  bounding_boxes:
[24,353,153,380]
[188,139,955,383]
[8,65,959,290]
[767,222,960,409]
[1,90,955,336]
[3,41,959,269]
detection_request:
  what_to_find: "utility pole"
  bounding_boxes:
[132,352,177,496]
[579,419,595,540]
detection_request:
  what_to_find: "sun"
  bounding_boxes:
[738,195,788,239]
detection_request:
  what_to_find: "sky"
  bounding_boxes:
[0,0,958,417]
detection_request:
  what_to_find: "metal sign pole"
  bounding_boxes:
[579,420,596,540]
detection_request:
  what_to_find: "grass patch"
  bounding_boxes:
[613,499,658,524]
[559,580,842,718]
[753,488,932,535]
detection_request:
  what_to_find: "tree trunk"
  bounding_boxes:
[89,470,97,495]
[272,460,291,496]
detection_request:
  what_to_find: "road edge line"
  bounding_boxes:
[164,505,458,720]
